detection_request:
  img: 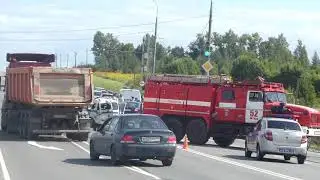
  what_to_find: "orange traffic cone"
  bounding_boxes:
[183,134,189,150]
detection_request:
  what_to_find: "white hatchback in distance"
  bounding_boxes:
[245,117,308,164]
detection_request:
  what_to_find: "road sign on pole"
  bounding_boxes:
[202,60,213,74]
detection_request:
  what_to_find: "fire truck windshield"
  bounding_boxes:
[264,92,287,103]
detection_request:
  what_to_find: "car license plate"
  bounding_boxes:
[279,148,294,154]
[141,136,160,143]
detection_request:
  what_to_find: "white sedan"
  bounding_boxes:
[245,117,308,164]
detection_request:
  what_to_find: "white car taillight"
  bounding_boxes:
[301,135,307,144]
[264,131,273,141]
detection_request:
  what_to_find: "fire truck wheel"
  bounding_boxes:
[213,136,236,147]
[186,119,208,145]
[164,117,184,142]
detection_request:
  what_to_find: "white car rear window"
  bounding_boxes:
[268,121,301,131]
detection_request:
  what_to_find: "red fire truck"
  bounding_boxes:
[142,74,320,147]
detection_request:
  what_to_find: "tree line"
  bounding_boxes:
[89,30,320,107]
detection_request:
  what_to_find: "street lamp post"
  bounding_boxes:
[152,0,158,74]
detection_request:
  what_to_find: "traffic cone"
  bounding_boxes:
[183,134,189,150]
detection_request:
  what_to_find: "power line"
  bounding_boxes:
[0,15,207,34]
[0,31,153,42]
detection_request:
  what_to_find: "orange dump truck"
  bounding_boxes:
[1,53,93,140]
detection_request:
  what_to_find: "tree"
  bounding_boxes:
[91,32,121,71]
[188,34,206,60]
[294,40,309,66]
[231,52,265,81]
[163,57,200,75]
[258,34,293,62]
[170,46,185,58]
[312,51,320,66]
[135,33,167,73]
[296,72,316,106]
[271,62,303,89]
[118,43,139,73]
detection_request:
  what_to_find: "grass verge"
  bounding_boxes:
[93,75,124,92]
[310,143,320,152]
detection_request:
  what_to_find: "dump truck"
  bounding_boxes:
[0,53,93,140]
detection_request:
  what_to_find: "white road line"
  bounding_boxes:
[177,146,302,180]
[71,141,161,180]
[71,141,90,153]
[82,141,89,145]
[27,141,64,151]
[0,149,11,180]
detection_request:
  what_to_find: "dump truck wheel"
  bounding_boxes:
[18,113,24,138]
[186,119,209,145]
[6,111,14,134]
[1,111,7,131]
[25,113,35,140]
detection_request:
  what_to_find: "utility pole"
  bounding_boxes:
[86,48,88,65]
[206,0,213,76]
[152,0,158,74]
[74,51,77,67]
[146,36,150,73]
[59,54,62,67]
[54,53,57,67]
[66,53,69,68]
[141,37,145,80]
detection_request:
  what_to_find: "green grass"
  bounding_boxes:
[93,75,124,92]
[310,143,320,152]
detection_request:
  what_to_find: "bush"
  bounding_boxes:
[94,72,142,88]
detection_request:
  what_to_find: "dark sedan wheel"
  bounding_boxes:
[161,158,173,166]
[110,145,120,166]
[90,142,99,160]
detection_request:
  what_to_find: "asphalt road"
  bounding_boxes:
[0,92,320,180]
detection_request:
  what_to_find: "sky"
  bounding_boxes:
[0,0,319,70]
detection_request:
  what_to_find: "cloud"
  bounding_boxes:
[0,14,9,24]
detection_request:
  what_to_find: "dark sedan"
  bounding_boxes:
[89,114,177,166]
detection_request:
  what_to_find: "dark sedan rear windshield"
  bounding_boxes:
[268,121,301,131]
[121,116,167,129]
[126,102,140,109]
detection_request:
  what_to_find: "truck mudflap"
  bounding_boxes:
[32,129,91,134]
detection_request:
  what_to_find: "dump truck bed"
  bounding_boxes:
[6,67,93,106]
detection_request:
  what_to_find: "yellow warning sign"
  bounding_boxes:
[202,60,213,72]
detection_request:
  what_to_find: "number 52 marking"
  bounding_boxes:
[250,110,258,120]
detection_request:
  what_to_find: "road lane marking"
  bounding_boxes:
[71,141,89,153]
[71,141,161,180]
[27,141,64,151]
[177,146,302,180]
[0,149,11,180]
[82,141,89,145]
